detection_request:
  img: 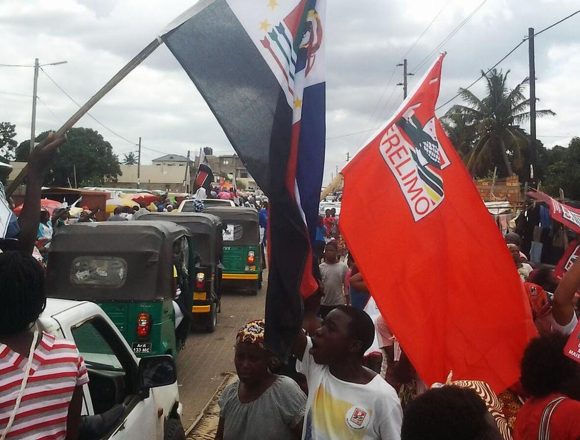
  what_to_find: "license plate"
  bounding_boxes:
[193,292,207,300]
[132,342,152,354]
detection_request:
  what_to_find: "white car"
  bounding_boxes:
[178,198,235,212]
[38,298,185,440]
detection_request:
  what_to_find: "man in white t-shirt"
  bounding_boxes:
[293,305,402,440]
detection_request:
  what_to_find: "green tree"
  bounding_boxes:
[0,122,18,163]
[15,127,121,186]
[542,137,580,200]
[443,69,554,178]
[123,152,138,165]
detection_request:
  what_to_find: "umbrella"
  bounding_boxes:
[128,192,159,206]
[105,198,139,214]
[13,198,62,216]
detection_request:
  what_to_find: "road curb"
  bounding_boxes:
[185,372,236,438]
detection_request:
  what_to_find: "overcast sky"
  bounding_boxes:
[1,0,579,184]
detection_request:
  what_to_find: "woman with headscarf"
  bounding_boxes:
[215,319,306,440]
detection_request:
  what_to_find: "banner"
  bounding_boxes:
[527,190,580,234]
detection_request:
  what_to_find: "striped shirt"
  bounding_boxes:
[0,332,89,439]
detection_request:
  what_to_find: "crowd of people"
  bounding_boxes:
[217,231,580,440]
[1,133,579,440]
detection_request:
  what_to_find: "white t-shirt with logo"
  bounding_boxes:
[296,337,402,440]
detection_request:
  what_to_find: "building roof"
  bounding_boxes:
[152,154,190,163]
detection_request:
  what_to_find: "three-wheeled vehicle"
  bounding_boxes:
[203,206,262,295]
[136,212,223,332]
[46,221,195,357]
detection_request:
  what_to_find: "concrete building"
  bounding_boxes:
[152,154,190,167]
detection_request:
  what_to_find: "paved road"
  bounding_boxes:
[176,277,267,429]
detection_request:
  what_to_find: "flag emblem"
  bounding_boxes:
[380,106,450,222]
[260,1,323,102]
[345,406,369,429]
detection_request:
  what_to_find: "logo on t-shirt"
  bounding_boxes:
[345,405,370,430]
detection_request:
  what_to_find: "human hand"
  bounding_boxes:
[27,132,66,178]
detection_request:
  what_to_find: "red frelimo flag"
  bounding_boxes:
[340,54,537,392]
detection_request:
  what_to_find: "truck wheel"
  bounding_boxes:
[205,302,218,333]
[164,417,185,440]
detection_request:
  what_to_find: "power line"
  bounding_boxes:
[435,39,526,111]
[0,63,34,68]
[535,8,580,36]
[0,90,30,98]
[435,7,580,111]
[39,67,138,147]
[356,3,450,152]
[412,0,489,73]
[38,67,172,158]
[401,3,450,60]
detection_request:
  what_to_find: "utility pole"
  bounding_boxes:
[528,27,537,181]
[28,59,67,152]
[30,58,39,151]
[137,136,142,188]
[397,59,414,100]
[183,150,191,192]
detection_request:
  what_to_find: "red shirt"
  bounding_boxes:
[514,393,580,440]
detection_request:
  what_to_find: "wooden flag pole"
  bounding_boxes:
[6,38,163,197]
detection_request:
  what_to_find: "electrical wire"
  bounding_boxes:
[0,63,34,68]
[435,39,526,111]
[412,0,489,73]
[401,2,450,60]
[0,90,30,98]
[435,7,580,111]
[40,67,138,147]
[534,8,580,36]
[39,67,173,158]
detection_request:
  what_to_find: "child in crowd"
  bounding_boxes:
[319,240,348,318]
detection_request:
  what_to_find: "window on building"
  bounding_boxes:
[239,171,248,178]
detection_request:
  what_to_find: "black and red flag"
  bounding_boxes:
[192,149,214,193]
[161,0,326,359]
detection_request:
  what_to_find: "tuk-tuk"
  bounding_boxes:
[203,207,262,295]
[45,221,195,357]
[135,212,223,332]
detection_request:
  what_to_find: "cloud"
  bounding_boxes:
[0,0,579,184]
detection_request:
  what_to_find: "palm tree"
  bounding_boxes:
[123,152,138,165]
[443,69,554,177]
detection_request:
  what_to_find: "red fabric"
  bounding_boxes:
[527,190,580,234]
[514,394,580,440]
[340,54,537,392]
[555,240,580,280]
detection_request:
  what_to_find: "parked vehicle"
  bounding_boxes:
[46,221,195,357]
[178,198,235,212]
[38,298,185,440]
[136,212,223,332]
[203,207,262,295]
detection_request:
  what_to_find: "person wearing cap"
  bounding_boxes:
[215,319,306,440]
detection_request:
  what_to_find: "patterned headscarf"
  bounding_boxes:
[451,380,513,440]
[192,199,205,213]
[236,319,265,349]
